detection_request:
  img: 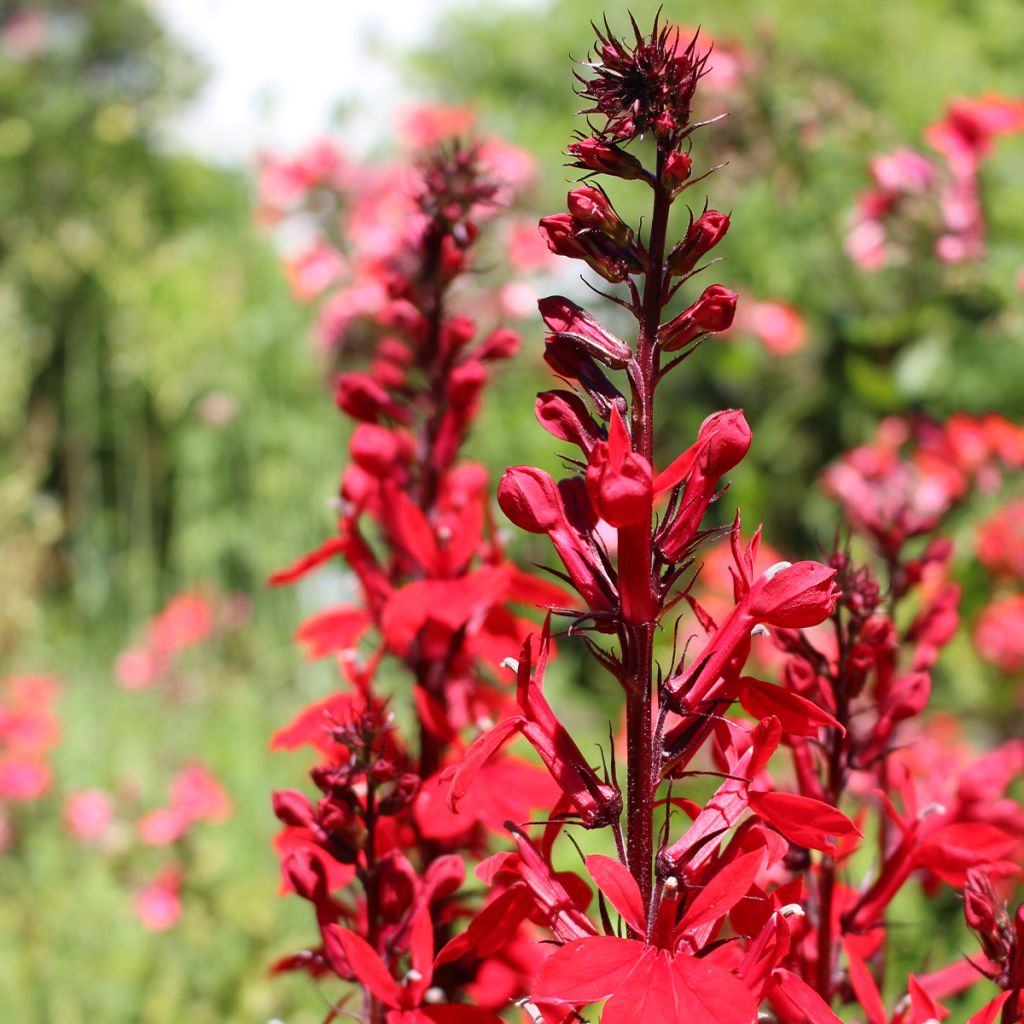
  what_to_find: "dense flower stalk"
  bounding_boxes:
[266,138,561,1022]
[441,15,1023,1024]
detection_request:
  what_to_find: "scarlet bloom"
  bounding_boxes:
[135,866,183,932]
[585,407,652,527]
[332,908,504,1023]
[534,935,757,1024]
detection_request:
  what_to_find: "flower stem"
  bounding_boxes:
[623,150,672,914]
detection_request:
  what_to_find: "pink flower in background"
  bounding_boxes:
[975,594,1024,674]
[257,139,348,214]
[869,148,936,193]
[114,647,169,691]
[1,11,46,60]
[499,282,538,318]
[196,391,239,428]
[150,593,215,654]
[115,591,218,690]
[400,105,475,147]
[138,763,231,846]
[672,26,745,93]
[284,244,344,301]
[739,300,808,355]
[845,216,888,270]
[926,94,1024,175]
[478,137,537,195]
[849,95,1024,270]
[64,789,115,844]
[976,499,1024,579]
[0,675,60,804]
[138,807,190,846]
[508,220,555,271]
[135,866,183,932]
[170,764,231,824]
[0,758,50,802]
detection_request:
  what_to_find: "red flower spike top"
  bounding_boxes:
[442,15,851,1024]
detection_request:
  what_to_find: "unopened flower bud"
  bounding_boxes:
[539,295,632,368]
[658,284,738,351]
[566,186,632,246]
[665,151,693,189]
[498,466,566,534]
[667,210,731,277]
[567,136,646,179]
[539,214,641,283]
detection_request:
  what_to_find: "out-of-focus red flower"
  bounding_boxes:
[926,94,1024,174]
[285,243,344,301]
[64,789,115,844]
[135,866,183,932]
[976,499,1024,579]
[2,11,46,60]
[0,757,50,802]
[114,647,169,691]
[258,139,348,214]
[736,300,808,356]
[139,763,231,845]
[0,674,60,804]
[975,594,1024,674]
[150,593,215,654]
[400,105,475,148]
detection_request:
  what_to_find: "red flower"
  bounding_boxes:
[447,623,621,828]
[585,407,652,527]
[533,935,756,1024]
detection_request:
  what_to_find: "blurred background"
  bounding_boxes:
[1,0,1022,1020]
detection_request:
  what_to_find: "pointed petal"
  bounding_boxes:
[672,954,759,1024]
[295,607,370,659]
[739,677,844,737]
[585,855,646,934]
[679,848,765,933]
[444,716,524,812]
[767,968,843,1024]
[532,936,647,1004]
[748,790,862,854]
[328,925,402,1008]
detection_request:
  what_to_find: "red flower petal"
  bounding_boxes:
[533,936,647,1004]
[748,790,862,854]
[329,926,402,1008]
[585,854,646,934]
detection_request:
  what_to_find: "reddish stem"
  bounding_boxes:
[623,149,671,914]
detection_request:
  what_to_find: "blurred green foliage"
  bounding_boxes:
[0,0,336,644]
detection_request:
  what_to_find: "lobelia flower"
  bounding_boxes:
[264,129,564,1017]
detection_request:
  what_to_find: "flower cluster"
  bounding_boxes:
[432,18,1023,1024]
[823,412,1024,563]
[847,94,1024,269]
[264,16,1024,1023]
[267,136,565,1020]
[258,115,536,350]
[975,497,1024,676]
[115,589,246,691]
